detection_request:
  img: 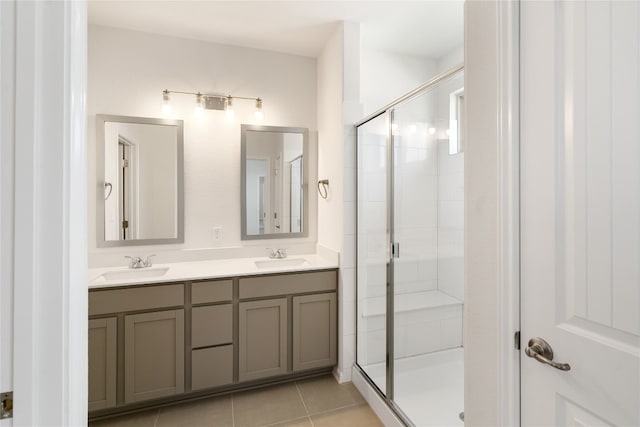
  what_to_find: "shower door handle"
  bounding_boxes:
[391,242,400,258]
[525,337,571,371]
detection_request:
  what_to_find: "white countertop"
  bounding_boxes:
[88,253,339,289]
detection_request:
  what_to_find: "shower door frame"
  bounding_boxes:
[354,64,465,426]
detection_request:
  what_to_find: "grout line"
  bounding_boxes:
[153,408,160,427]
[295,382,314,427]
[262,416,312,427]
[231,393,236,427]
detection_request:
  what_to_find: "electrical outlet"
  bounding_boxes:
[212,227,223,242]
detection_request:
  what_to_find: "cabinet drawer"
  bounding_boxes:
[89,284,184,315]
[239,271,337,299]
[191,280,233,304]
[192,304,233,348]
[191,346,233,391]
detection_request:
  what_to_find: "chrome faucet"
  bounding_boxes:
[125,254,155,269]
[268,248,287,259]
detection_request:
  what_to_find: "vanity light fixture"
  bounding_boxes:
[194,93,205,118]
[225,95,234,120]
[162,90,172,115]
[255,98,263,121]
[161,89,263,120]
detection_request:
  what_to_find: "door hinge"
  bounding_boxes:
[122,220,129,229]
[514,331,521,350]
[121,159,129,168]
[1,391,13,419]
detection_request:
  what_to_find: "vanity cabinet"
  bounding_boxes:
[88,269,337,418]
[292,293,337,371]
[238,298,288,382]
[88,318,117,411]
[238,270,338,381]
[124,309,185,404]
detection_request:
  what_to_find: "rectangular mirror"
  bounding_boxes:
[96,114,184,247]
[241,124,308,240]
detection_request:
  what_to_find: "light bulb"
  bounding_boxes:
[225,96,234,120]
[194,93,205,118]
[162,90,172,115]
[255,98,263,120]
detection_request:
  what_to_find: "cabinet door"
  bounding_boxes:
[88,317,117,411]
[124,309,185,404]
[292,293,337,371]
[239,298,288,382]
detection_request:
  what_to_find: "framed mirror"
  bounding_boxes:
[241,124,308,240]
[96,114,184,247]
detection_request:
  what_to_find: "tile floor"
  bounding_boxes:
[89,375,383,427]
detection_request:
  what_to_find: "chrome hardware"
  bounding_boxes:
[524,337,571,371]
[104,182,113,200]
[145,254,156,267]
[392,242,400,258]
[267,248,287,259]
[125,254,155,269]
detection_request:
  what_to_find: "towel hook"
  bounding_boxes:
[104,182,113,200]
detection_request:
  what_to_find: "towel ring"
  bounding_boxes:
[318,179,329,199]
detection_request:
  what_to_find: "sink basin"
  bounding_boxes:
[95,266,170,281]
[254,258,311,269]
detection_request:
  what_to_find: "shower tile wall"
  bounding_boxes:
[437,145,464,302]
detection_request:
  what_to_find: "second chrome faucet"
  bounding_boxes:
[125,254,155,269]
[267,248,287,259]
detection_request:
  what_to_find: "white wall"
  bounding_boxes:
[317,21,362,383]
[360,48,436,117]
[465,1,500,425]
[437,45,465,73]
[317,26,345,254]
[88,25,318,267]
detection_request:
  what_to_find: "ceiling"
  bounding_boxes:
[88,1,464,59]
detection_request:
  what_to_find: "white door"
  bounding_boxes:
[521,1,639,426]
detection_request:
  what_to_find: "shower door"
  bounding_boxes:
[356,112,390,396]
[356,68,465,426]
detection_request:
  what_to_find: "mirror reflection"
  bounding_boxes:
[97,115,184,247]
[241,125,308,240]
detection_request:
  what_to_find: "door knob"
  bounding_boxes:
[524,337,571,371]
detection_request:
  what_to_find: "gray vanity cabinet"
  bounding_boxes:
[292,293,337,371]
[238,298,288,382]
[88,317,117,411]
[123,309,185,404]
[88,269,337,419]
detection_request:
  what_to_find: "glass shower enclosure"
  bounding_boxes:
[355,66,465,426]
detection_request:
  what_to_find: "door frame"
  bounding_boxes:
[465,0,521,426]
[7,1,88,425]
[496,1,521,426]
